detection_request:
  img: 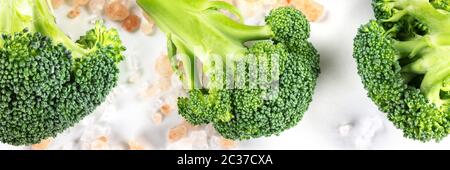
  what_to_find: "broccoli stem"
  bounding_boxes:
[388,0,450,107]
[421,58,450,107]
[394,36,430,59]
[0,0,87,58]
[137,0,274,89]
[397,37,450,107]
[170,35,203,89]
[394,0,450,32]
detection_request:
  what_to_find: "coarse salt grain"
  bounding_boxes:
[75,0,90,6]
[51,0,64,9]
[155,55,173,77]
[140,19,155,35]
[219,138,237,149]
[122,14,141,32]
[128,141,145,150]
[290,0,324,22]
[152,113,163,125]
[160,103,171,116]
[168,125,188,143]
[31,138,53,150]
[88,0,106,14]
[90,136,110,150]
[67,7,81,19]
[105,1,130,21]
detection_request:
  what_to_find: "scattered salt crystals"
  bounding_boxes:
[290,0,325,22]
[67,6,81,19]
[167,130,209,150]
[219,138,237,150]
[122,14,141,32]
[154,54,174,91]
[31,138,53,150]
[338,115,384,149]
[140,13,155,35]
[128,140,145,150]
[155,55,173,77]
[160,103,172,116]
[152,113,163,125]
[30,0,328,150]
[90,136,110,150]
[142,12,152,23]
[51,0,64,9]
[267,0,289,8]
[204,124,219,136]
[75,0,90,6]
[209,136,222,149]
[79,125,111,149]
[339,124,352,137]
[161,94,179,110]
[353,116,384,149]
[233,0,325,23]
[124,54,141,84]
[168,125,188,143]
[190,131,210,149]
[88,0,106,14]
[105,1,130,21]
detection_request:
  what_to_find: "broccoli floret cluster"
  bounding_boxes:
[354,0,450,142]
[0,0,125,145]
[138,0,320,140]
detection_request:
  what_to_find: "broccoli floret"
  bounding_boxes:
[138,0,320,140]
[0,0,125,145]
[354,0,450,142]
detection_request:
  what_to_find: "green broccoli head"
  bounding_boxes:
[0,0,125,145]
[138,0,320,140]
[354,0,450,142]
[266,7,311,46]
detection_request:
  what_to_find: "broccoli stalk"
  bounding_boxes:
[354,0,450,141]
[0,0,125,145]
[138,0,273,89]
[377,0,450,107]
[138,0,319,140]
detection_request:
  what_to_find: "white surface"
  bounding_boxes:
[1,0,450,150]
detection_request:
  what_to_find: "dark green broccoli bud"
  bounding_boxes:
[0,0,125,145]
[354,0,450,142]
[215,41,320,140]
[138,0,320,140]
[178,89,233,125]
[266,7,310,46]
